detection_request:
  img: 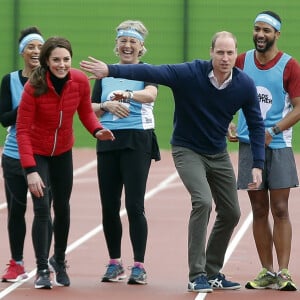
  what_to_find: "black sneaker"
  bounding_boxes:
[35,269,52,289]
[48,256,70,286]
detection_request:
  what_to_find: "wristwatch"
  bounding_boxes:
[272,125,281,135]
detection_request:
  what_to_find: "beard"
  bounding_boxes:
[253,36,276,53]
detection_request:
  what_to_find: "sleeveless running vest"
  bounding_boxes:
[237,50,292,148]
[3,71,24,159]
[99,77,155,130]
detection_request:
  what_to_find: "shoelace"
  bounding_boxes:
[194,275,208,284]
[278,272,291,280]
[130,266,143,276]
[38,269,50,277]
[55,260,69,272]
[257,270,272,279]
[106,264,121,274]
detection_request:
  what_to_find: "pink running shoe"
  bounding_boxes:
[2,259,28,282]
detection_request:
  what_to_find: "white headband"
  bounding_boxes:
[254,14,281,31]
[19,33,44,54]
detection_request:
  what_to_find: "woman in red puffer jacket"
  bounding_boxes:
[16,36,114,290]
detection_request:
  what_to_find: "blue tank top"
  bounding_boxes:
[3,71,24,159]
[100,77,155,130]
[237,50,292,148]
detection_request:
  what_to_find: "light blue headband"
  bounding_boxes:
[254,14,281,31]
[116,29,144,42]
[19,33,44,54]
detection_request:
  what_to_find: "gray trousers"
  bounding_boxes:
[172,146,240,281]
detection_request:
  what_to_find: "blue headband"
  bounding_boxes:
[19,33,45,54]
[254,14,281,31]
[116,29,144,42]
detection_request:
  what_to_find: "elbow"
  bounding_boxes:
[147,90,158,103]
[148,94,157,103]
[0,118,9,128]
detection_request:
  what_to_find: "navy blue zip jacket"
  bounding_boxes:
[108,60,265,169]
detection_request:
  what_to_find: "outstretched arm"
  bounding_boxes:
[80,56,109,79]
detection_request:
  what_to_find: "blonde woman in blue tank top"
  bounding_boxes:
[91,20,160,285]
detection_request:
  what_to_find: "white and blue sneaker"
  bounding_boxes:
[208,273,241,290]
[188,275,213,293]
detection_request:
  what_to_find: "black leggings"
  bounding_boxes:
[2,154,29,261]
[2,154,52,263]
[32,150,73,270]
[97,148,151,263]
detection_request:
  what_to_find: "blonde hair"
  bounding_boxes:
[114,20,148,57]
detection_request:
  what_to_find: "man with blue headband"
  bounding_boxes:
[231,10,300,291]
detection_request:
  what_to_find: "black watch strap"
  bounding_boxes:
[272,125,281,135]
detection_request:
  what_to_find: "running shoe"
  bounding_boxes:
[127,266,147,285]
[48,256,70,286]
[35,269,52,289]
[277,269,297,291]
[245,268,277,289]
[188,275,213,293]
[208,273,241,290]
[101,263,126,282]
[1,259,28,282]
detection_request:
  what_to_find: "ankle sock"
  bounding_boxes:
[133,262,144,269]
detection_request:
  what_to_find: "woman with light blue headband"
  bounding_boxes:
[19,33,45,54]
[91,20,160,285]
[114,22,147,57]
[0,26,52,283]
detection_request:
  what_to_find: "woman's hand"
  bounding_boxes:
[95,128,115,141]
[104,100,130,118]
[27,172,45,198]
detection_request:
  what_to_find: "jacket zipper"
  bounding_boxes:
[51,110,63,156]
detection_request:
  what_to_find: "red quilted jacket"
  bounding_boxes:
[16,68,102,169]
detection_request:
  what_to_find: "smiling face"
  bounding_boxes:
[21,39,43,70]
[47,47,71,78]
[116,35,144,64]
[253,22,279,53]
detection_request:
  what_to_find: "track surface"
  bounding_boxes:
[0,148,299,299]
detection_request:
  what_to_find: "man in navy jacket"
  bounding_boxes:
[81,31,265,293]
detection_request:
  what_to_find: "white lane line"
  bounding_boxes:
[224,212,253,264]
[66,171,179,253]
[0,169,179,298]
[194,212,253,300]
[1,157,253,300]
